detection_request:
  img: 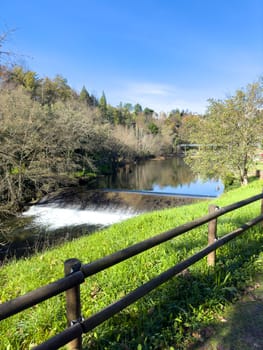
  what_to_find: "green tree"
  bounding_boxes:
[90,94,99,107]
[79,85,93,106]
[99,91,107,115]
[164,109,183,146]
[134,103,142,115]
[179,114,201,143]
[40,77,57,105]
[123,103,133,112]
[53,74,72,101]
[184,79,263,185]
[7,66,40,97]
[37,75,72,105]
[148,121,159,135]
[143,107,154,118]
[115,103,134,126]
[23,70,39,95]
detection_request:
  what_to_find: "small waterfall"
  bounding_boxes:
[21,188,205,231]
[22,204,137,230]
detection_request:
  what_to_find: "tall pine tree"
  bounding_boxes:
[79,85,93,106]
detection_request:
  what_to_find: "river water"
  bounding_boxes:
[0,157,223,261]
[98,157,223,197]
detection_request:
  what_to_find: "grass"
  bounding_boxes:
[0,179,263,349]
[193,259,263,350]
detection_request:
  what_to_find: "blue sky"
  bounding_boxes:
[1,0,262,114]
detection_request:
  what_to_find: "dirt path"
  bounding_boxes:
[192,272,263,350]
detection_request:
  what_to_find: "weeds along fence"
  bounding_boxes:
[1,192,263,350]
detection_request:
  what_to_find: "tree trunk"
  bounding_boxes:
[240,169,248,186]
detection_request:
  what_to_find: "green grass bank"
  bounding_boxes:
[0,180,263,349]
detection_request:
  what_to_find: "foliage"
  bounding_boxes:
[184,78,263,185]
[0,87,49,209]
[134,103,143,114]
[148,121,159,135]
[2,58,263,211]
[99,91,108,120]
[0,65,262,214]
[3,67,74,103]
[0,87,126,210]
[79,85,94,107]
[0,79,179,212]
[0,180,262,349]
[1,63,191,214]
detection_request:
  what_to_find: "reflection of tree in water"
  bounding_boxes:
[104,158,196,190]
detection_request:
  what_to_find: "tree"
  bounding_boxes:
[34,75,73,105]
[114,103,134,126]
[134,103,142,115]
[0,87,48,209]
[123,103,133,112]
[143,107,154,119]
[39,77,57,105]
[79,85,93,106]
[184,79,263,185]
[90,93,99,107]
[99,91,108,119]
[0,87,103,211]
[179,114,202,143]
[0,29,14,71]
[3,66,40,97]
[53,74,72,101]
[164,109,183,146]
[148,121,159,135]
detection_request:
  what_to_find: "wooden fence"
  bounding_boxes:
[1,192,263,350]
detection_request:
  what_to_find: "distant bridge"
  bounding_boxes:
[179,144,217,152]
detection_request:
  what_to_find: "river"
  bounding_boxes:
[0,157,223,262]
[97,157,223,197]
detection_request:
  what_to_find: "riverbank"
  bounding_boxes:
[0,179,262,349]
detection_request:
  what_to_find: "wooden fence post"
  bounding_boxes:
[64,258,82,350]
[207,205,218,267]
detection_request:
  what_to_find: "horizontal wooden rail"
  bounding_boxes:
[80,192,263,277]
[33,213,263,350]
[0,270,85,321]
[0,192,262,323]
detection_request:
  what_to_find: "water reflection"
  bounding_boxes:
[99,157,223,197]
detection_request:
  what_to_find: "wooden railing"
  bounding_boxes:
[1,192,263,350]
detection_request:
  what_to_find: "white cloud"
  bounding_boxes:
[128,82,175,97]
[107,81,209,114]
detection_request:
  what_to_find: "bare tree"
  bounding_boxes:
[0,88,115,212]
[0,28,16,74]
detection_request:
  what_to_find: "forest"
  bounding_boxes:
[0,65,195,214]
[1,62,263,218]
[1,63,263,216]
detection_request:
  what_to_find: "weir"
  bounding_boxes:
[22,204,136,230]
[24,189,203,229]
[1,156,223,262]
[0,189,208,262]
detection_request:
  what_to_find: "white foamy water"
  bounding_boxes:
[22,205,136,230]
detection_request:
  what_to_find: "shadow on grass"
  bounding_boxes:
[190,274,263,350]
[79,228,263,350]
